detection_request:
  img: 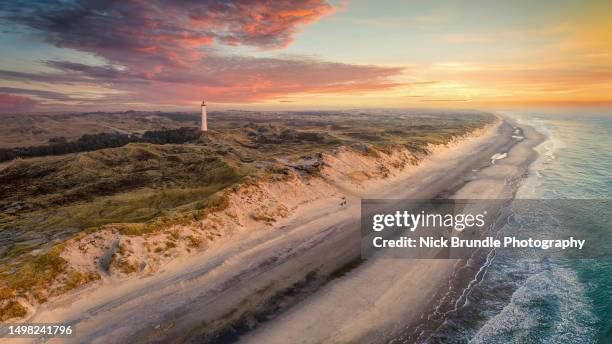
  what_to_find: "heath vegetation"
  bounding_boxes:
[0,109,493,319]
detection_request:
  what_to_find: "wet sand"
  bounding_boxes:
[240,118,544,344]
[5,116,543,344]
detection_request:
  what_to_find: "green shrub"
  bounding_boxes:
[0,300,28,321]
[4,245,67,296]
[186,235,202,248]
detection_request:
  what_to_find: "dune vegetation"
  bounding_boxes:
[0,109,494,319]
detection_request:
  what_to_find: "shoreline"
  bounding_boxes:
[2,116,537,344]
[398,115,547,343]
[239,116,545,344]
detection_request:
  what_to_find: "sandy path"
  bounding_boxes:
[4,118,542,344]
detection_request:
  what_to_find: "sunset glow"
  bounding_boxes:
[0,0,611,112]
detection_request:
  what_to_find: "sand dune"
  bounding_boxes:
[242,119,543,344]
[2,116,544,344]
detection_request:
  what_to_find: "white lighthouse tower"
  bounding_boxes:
[200,100,207,132]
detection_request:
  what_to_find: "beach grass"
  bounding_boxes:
[0,110,494,317]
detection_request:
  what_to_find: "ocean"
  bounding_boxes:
[424,109,612,344]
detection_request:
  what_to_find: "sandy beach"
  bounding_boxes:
[239,118,544,344]
[3,116,544,344]
[2,1,609,341]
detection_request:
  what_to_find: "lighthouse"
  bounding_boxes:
[200,100,207,132]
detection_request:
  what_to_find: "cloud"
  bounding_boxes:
[0,0,334,65]
[419,98,471,102]
[0,56,403,105]
[102,56,403,104]
[0,87,73,101]
[188,55,403,101]
[43,61,146,81]
[0,94,37,112]
[0,0,406,108]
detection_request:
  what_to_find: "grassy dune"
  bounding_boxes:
[1,143,247,254]
[0,110,494,318]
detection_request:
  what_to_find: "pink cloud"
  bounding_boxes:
[0,94,37,112]
[0,0,404,108]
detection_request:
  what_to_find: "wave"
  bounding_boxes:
[464,111,607,344]
[508,114,559,199]
[470,262,597,344]
[419,111,609,343]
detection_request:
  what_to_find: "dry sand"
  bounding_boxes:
[241,118,544,344]
[2,116,544,344]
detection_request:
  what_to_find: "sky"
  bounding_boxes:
[0,0,611,112]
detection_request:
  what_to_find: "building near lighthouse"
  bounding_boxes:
[201,100,207,132]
